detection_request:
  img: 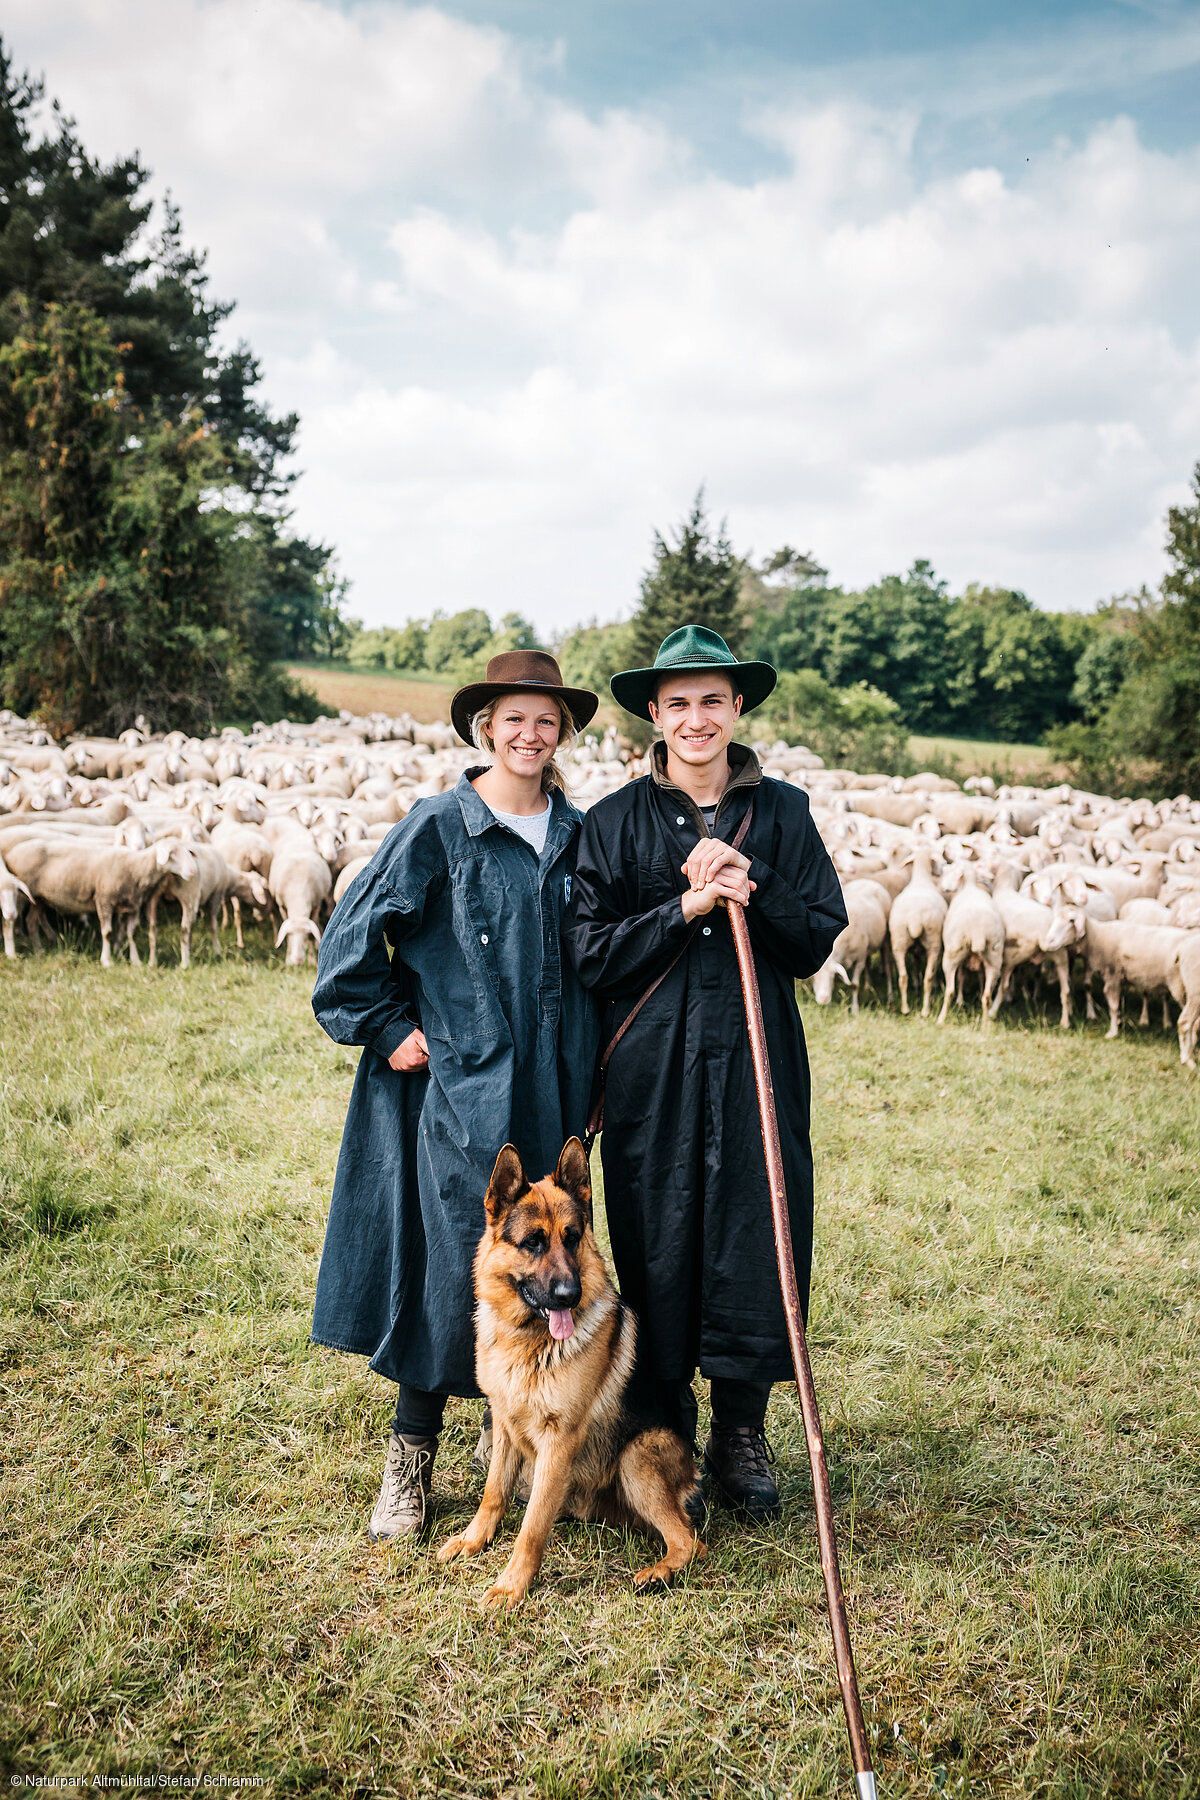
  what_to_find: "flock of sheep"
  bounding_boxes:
[2,707,1198,1067]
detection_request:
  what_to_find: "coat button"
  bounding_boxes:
[480,933,489,945]
[702,926,711,936]
[676,815,685,825]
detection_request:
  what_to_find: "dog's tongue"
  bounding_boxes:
[548,1308,575,1341]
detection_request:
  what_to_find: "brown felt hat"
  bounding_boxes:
[451,650,599,746]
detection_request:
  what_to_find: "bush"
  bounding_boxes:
[755,668,912,774]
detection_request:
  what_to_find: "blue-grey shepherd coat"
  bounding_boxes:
[310,772,598,1395]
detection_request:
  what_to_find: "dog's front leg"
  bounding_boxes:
[437,1419,520,1565]
[482,1433,581,1610]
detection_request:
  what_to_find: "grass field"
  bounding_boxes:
[2,931,1198,1797]
[906,738,1057,781]
[287,663,458,722]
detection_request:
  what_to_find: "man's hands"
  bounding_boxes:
[389,1028,430,1072]
[679,841,756,921]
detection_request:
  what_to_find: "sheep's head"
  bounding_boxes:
[810,959,849,1006]
[275,917,321,965]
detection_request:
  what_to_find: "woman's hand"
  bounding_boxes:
[389,1029,430,1072]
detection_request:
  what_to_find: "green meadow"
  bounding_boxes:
[1,931,1197,1797]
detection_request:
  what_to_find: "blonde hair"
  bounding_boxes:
[469,692,576,797]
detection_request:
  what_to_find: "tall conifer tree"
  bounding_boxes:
[626,491,745,667]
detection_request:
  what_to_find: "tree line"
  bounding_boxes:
[0,43,342,736]
[338,486,1200,792]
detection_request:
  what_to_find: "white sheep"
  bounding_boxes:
[812,879,891,1014]
[988,861,1085,1030]
[887,843,947,1017]
[937,863,1005,1026]
[5,837,196,966]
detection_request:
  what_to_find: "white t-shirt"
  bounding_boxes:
[489,798,551,857]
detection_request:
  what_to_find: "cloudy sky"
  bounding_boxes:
[7,0,1200,631]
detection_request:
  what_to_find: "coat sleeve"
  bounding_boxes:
[311,836,429,1061]
[745,796,848,979]
[565,803,694,1000]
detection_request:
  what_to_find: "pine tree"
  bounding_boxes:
[0,37,343,719]
[626,491,746,668]
[0,302,310,734]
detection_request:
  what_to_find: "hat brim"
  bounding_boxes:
[451,680,600,747]
[609,659,777,722]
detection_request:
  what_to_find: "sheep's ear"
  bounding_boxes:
[155,841,172,867]
[486,1145,528,1222]
[832,962,850,986]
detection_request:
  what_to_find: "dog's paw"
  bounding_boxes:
[482,1576,528,1611]
[633,1560,674,1591]
[436,1532,474,1564]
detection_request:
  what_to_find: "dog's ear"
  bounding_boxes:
[486,1144,528,1221]
[554,1137,592,1220]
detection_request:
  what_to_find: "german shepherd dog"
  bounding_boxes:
[437,1137,705,1609]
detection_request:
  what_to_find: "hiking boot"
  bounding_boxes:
[368,1432,436,1540]
[703,1425,780,1521]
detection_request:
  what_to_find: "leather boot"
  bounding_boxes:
[368,1432,436,1540]
[703,1425,780,1521]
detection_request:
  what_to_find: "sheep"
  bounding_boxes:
[1082,920,1195,1040]
[208,820,275,947]
[937,863,1005,1025]
[1175,937,1200,1067]
[812,879,891,1013]
[1081,852,1168,913]
[332,853,374,906]
[842,789,929,829]
[0,851,33,957]
[4,837,197,966]
[146,844,270,968]
[268,835,333,965]
[887,843,948,1017]
[988,861,1085,1029]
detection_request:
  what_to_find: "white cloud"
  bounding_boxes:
[6,2,1200,629]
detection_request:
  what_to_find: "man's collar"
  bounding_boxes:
[650,739,763,801]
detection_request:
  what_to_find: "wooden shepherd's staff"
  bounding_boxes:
[727,897,877,1799]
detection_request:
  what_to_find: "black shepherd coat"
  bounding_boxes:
[564,743,847,1386]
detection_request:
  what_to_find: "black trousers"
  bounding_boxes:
[392,1377,772,1446]
[392,1382,450,1440]
[626,1373,772,1447]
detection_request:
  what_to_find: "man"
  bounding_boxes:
[565,626,846,1520]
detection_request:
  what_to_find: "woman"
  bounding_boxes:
[311,651,600,1540]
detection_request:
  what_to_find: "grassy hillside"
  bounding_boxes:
[908,736,1057,780]
[287,662,457,721]
[2,936,1197,1796]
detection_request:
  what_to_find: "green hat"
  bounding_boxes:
[609,625,777,722]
